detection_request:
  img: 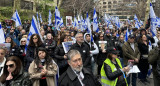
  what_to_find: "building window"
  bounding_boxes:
[103,6,106,8]
[113,1,117,4]
[108,1,111,4]
[103,2,106,4]
[108,5,111,8]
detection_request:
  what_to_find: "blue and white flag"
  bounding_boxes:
[150,3,157,37]
[0,22,5,43]
[134,14,140,29]
[104,14,110,27]
[11,10,22,27]
[73,16,78,28]
[55,7,61,31]
[48,10,52,25]
[36,12,40,30]
[115,17,120,29]
[125,28,130,42]
[93,8,99,33]
[26,16,43,47]
[59,17,64,27]
[39,13,43,23]
[86,13,94,42]
[81,16,86,31]
[78,15,81,29]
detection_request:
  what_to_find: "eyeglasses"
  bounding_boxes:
[33,38,38,39]
[100,36,104,37]
[21,41,26,42]
[10,29,14,30]
[6,64,14,68]
[77,36,83,38]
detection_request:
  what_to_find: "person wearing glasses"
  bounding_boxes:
[0,48,6,77]
[0,56,31,86]
[25,34,45,72]
[29,47,57,86]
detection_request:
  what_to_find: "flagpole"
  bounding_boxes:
[144,0,151,28]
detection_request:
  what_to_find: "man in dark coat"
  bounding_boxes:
[58,50,99,86]
[70,32,91,71]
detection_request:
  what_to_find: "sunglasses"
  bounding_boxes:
[33,38,38,39]
[6,64,14,68]
[21,41,26,42]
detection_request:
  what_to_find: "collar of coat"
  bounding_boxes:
[67,66,91,81]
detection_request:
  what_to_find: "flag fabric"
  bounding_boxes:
[93,8,99,33]
[11,10,22,27]
[0,22,5,43]
[78,15,81,29]
[26,16,43,47]
[115,17,120,29]
[150,3,158,37]
[59,17,64,27]
[125,28,130,42]
[73,16,78,28]
[36,12,40,30]
[134,15,140,29]
[104,14,110,27]
[81,16,86,31]
[55,7,61,31]
[86,13,94,43]
[39,13,43,23]
[48,10,52,25]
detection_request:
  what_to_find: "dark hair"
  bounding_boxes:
[0,56,22,84]
[5,36,17,48]
[28,34,43,47]
[60,35,67,44]
[107,53,113,60]
[137,34,149,44]
[34,47,53,71]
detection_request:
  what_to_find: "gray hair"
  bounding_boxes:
[67,50,81,60]
[75,32,83,38]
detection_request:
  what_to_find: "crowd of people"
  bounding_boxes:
[0,20,160,86]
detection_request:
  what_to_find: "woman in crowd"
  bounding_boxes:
[29,47,57,86]
[5,36,19,57]
[54,35,69,75]
[44,33,57,58]
[101,47,129,86]
[137,34,150,82]
[26,34,45,71]
[0,56,31,86]
[96,32,107,76]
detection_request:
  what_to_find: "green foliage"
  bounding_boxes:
[0,7,13,21]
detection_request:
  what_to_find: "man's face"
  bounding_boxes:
[86,35,91,42]
[128,37,135,43]
[119,35,124,41]
[76,34,84,43]
[68,54,83,72]
[0,49,5,59]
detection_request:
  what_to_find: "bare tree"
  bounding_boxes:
[60,0,94,16]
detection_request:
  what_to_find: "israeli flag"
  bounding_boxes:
[81,16,85,31]
[39,13,43,23]
[93,8,99,33]
[104,14,110,27]
[73,16,78,28]
[115,16,120,29]
[150,3,158,37]
[125,28,130,42]
[55,7,61,31]
[36,12,40,30]
[48,10,52,25]
[59,17,64,27]
[78,15,81,29]
[127,18,130,24]
[86,13,94,43]
[26,16,43,47]
[134,15,140,29]
[11,10,22,27]
[157,17,160,27]
[0,22,5,43]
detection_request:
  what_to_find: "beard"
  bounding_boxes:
[71,64,83,72]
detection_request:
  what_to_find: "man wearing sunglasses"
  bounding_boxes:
[0,48,6,77]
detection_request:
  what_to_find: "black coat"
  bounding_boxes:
[25,44,45,71]
[44,39,57,57]
[70,42,91,68]
[58,66,98,86]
